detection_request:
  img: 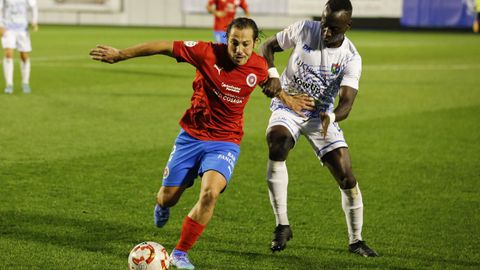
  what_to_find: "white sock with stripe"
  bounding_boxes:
[267,160,289,225]
[3,58,13,86]
[340,183,364,244]
[20,59,30,84]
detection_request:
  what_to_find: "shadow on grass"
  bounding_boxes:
[0,210,173,259]
[204,247,388,270]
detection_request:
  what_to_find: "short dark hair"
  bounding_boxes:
[226,17,260,41]
[327,0,353,13]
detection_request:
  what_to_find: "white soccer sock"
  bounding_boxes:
[3,58,13,86]
[267,160,289,226]
[20,59,30,84]
[340,183,364,244]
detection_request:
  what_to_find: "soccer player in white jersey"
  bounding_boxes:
[259,0,378,257]
[0,0,38,94]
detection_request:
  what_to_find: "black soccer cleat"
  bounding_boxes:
[348,241,379,257]
[270,224,293,252]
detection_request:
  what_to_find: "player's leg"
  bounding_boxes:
[2,48,14,94]
[19,51,31,93]
[267,125,294,252]
[154,185,187,228]
[154,130,203,228]
[171,140,238,269]
[266,110,302,252]
[18,31,32,93]
[2,30,15,94]
[474,12,479,33]
[170,171,226,269]
[303,118,377,256]
[322,148,378,257]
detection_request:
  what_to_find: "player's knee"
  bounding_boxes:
[199,189,220,208]
[267,131,293,160]
[268,146,289,160]
[156,194,173,208]
[156,189,179,208]
[339,174,357,189]
[20,53,29,61]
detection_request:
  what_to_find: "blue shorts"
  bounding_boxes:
[162,129,240,187]
[214,31,227,44]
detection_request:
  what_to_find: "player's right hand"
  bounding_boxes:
[89,45,122,64]
[0,27,5,37]
[279,92,315,117]
[262,78,282,98]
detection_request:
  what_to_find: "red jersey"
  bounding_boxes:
[172,41,268,145]
[209,0,249,31]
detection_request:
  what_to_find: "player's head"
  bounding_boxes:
[226,17,259,66]
[321,0,353,48]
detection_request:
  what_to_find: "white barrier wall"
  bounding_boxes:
[39,0,402,28]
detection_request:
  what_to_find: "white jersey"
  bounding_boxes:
[0,0,38,31]
[271,20,362,118]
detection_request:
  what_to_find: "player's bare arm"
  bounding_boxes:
[89,41,174,64]
[259,35,283,98]
[243,8,251,17]
[320,85,357,137]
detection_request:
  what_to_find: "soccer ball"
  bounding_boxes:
[128,241,170,270]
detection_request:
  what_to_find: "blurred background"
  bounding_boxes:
[39,0,478,31]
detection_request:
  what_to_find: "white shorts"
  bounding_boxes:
[266,109,348,159]
[2,30,32,52]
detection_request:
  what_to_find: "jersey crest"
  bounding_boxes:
[184,41,198,47]
[246,73,257,87]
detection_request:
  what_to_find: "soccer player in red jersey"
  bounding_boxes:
[90,18,310,269]
[206,0,250,44]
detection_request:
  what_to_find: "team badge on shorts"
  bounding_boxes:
[184,41,198,47]
[246,73,257,87]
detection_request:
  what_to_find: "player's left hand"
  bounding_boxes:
[89,45,122,64]
[31,23,38,32]
[319,112,330,138]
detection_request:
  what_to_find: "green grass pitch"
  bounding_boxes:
[1,25,479,269]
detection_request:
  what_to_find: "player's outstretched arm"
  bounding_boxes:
[259,35,283,98]
[89,41,174,64]
[320,86,357,137]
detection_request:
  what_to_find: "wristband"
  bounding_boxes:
[268,67,280,78]
[327,112,336,123]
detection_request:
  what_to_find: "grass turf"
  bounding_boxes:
[0,25,479,269]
